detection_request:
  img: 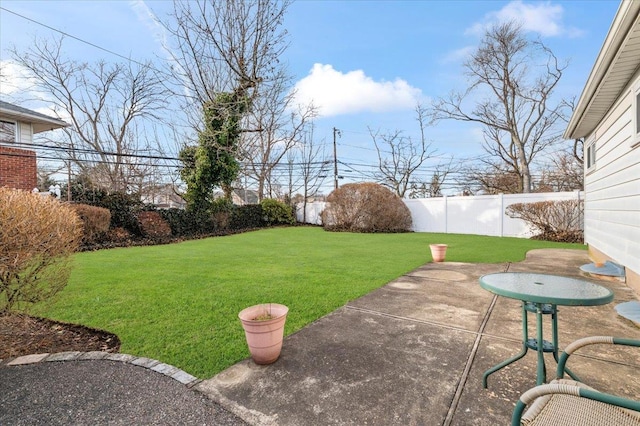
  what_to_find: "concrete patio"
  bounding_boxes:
[197,249,640,425]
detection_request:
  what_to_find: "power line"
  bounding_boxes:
[0,6,165,74]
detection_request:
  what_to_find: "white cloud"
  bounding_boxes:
[0,60,34,97]
[466,0,583,38]
[129,0,167,47]
[0,60,70,122]
[291,63,424,118]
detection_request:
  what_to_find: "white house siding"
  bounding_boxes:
[584,74,640,283]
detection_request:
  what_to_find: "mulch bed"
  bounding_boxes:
[0,314,120,360]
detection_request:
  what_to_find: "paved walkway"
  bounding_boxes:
[2,249,639,425]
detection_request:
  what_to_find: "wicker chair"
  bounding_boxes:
[511,336,640,426]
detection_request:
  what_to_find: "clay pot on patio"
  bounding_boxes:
[238,303,288,365]
[429,244,448,262]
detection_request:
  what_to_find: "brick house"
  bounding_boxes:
[0,101,68,190]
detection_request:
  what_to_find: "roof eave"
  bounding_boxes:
[564,0,640,140]
[0,105,69,134]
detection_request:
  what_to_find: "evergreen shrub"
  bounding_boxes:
[230,204,264,229]
[260,199,295,225]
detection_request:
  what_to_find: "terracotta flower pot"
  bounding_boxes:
[429,244,448,262]
[238,303,288,365]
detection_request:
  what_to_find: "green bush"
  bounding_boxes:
[69,182,143,236]
[98,192,144,236]
[210,198,235,231]
[70,203,111,244]
[159,208,213,237]
[0,188,82,314]
[230,204,264,229]
[260,199,295,226]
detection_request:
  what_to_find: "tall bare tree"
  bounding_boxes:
[10,36,169,193]
[162,0,291,124]
[241,80,318,201]
[161,0,295,203]
[430,21,568,193]
[370,104,435,198]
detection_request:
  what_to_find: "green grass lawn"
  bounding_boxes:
[34,226,585,377]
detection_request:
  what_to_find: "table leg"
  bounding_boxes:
[482,302,529,388]
[549,305,581,382]
[535,305,546,385]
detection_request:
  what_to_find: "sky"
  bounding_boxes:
[0,0,622,195]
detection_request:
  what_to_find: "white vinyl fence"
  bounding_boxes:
[297,191,584,238]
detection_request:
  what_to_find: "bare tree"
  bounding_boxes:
[408,158,456,198]
[286,122,330,220]
[11,36,169,193]
[537,151,583,191]
[161,0,291,125]
[458,159,522,195]
[370,104,435,198]
[240,79,318,201]
[430,21,568,193]
[161,0,295,204]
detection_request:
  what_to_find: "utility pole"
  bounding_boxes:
[333,127,341,190]
[66,141,73,202]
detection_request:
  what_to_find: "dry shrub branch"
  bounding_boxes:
[322,183,412,233]
[506,199,583,243]
[70,203,111,244]
[0,189,82,314]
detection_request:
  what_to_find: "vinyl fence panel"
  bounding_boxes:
[297,191,583,238]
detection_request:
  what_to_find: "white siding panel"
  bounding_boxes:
[585,220,640,273]
[585,76,640,276]
[587,178,640,202]
[586,207,640,227]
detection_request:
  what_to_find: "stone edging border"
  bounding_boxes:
[0,351,202,388]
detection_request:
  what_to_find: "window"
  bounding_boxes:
[0,120,16,144]
[586,141,596,170]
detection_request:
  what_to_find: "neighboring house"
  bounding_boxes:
[233,189,260,205]
[564,0,640,294]
[0,101,68,191]
[213,189,260,205]
[141,184,187,209]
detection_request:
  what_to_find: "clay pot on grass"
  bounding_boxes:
[429,244,448,262]
[238,303,288,365]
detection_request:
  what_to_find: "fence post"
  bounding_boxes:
[444,195,448,233]
[499,193,504,237]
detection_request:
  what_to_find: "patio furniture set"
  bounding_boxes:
[478,272,640,425]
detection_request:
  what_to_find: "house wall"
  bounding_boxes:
[0,119,37,191]
[0,146,37,190]
[583,71,640,295]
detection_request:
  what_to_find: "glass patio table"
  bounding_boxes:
[479,272,614,388]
